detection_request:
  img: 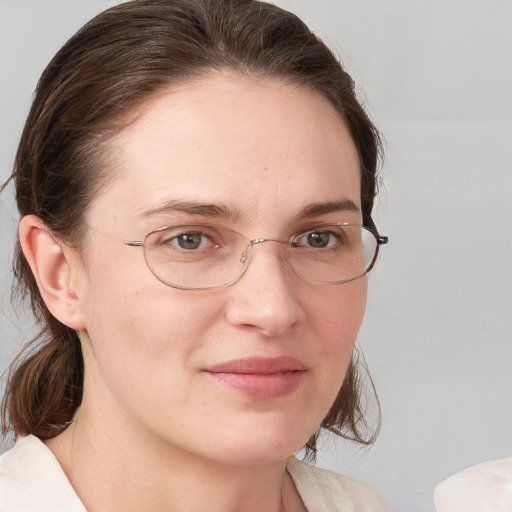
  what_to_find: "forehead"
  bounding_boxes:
[89,73,361,230]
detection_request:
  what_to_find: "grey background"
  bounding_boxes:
[1,1,511,511]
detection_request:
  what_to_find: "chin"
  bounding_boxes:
[214,447,299,467]
[204,423,313,467]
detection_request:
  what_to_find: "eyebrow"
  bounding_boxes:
[139,199,240,220]
[298,199,361,218]
[138,198,360,221]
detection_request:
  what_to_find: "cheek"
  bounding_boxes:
[306,278,367,348]
[79,281,228,424]
[83,282,224,358]
[77,247,225,384]
[306,279,367,387]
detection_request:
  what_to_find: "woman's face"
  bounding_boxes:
[73,73,366,464]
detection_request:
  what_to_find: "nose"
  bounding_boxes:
[225,242,306,337]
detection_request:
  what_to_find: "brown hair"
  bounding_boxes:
[1,0,382,455]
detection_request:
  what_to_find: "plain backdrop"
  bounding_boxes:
[0,1,511,511]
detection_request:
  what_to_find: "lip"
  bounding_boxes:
[204,356,307,400]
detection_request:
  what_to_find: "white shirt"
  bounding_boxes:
[0,435,389,511]
[434,458,512,512]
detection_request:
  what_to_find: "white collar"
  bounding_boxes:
[0,435,87,512]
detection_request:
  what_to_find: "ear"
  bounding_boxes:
[18,215,87,330]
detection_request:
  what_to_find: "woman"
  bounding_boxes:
[0,0,389,510]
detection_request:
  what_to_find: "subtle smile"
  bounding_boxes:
[204,356,307,400]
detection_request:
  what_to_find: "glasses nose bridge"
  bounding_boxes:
[240,236,289,265]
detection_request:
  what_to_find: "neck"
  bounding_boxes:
[45,405,304,512]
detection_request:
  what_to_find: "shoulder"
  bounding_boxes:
[286,456,389,512]
[0,435,86,512]
[434,458,512,512]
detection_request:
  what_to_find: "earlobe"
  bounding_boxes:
[18,215,86,330]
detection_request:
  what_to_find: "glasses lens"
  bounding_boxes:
[290,225,377,284]
[143,225,248,289]
[141,224,378,289]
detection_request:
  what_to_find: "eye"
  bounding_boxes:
[170,231,211,250]
[155,227,220,252]
[306,231,335,248]
[292,227,345,249]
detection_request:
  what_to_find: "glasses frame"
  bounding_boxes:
[123,216,388,290]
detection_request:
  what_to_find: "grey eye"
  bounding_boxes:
[294,229,341,249]
[306,231,331,248]
[174,232,204,250]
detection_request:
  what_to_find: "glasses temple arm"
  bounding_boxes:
[363,215,389,246]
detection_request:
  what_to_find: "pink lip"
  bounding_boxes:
[204,356,306,400]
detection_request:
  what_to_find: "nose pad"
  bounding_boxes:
[240,245,251,264]
[240,238,264,264]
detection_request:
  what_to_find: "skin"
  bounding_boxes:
[22,72,366,512]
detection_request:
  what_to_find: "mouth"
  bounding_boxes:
[203,356,307,400]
